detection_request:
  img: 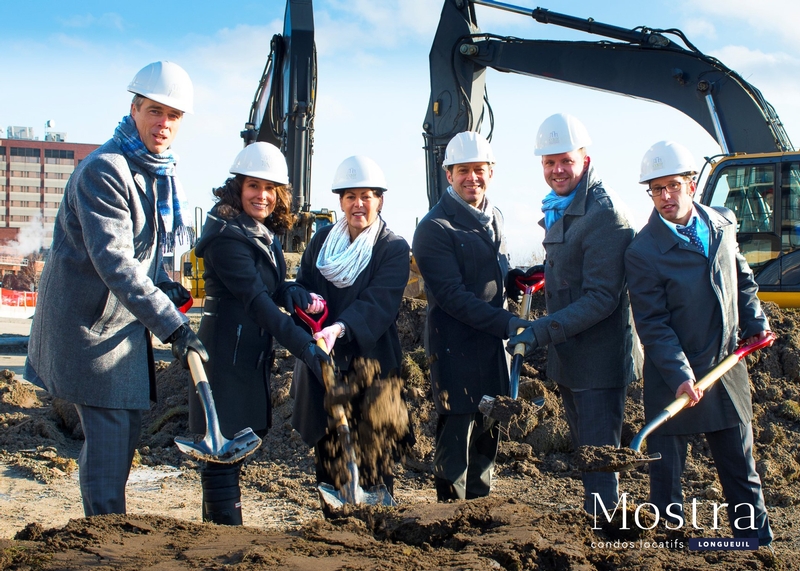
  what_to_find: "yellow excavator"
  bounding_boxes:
[187,0,800,307]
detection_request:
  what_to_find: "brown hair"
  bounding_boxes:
[212,175,297,233]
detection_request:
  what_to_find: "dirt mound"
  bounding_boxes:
[1,498,784,571]
[1,297,800,568]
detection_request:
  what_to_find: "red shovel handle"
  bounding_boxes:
[515,272,545,296]
[295,301,329,334]
[178,296,194,314]
[734,331,777,358]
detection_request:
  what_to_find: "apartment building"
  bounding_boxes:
[0,129,99,247]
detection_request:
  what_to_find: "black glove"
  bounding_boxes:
[300,342,333,385]
[506,317,534,338]
[279,283,312,315]
[506,326,538,357]
[505,268,526,303]
[157,280,191,308]
[167,324,209,369]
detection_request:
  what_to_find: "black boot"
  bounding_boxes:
[200,461,243,525]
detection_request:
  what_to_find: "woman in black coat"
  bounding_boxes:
[191,142,329,525]
[291,155,410,498]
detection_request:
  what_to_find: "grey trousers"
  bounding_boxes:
[648,422,772,545]
[559,384,626,513]
[74,404,142,517]
[433,412,499,501]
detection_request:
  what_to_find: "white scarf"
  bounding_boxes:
[316,216,382,288]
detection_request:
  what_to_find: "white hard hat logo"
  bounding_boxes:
[652,157,664,171]
[346,168,358,180]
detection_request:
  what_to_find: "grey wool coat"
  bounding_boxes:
[412,191,515,415]
[532,164,639,390]
[625,203,768,435]
[26,138,186,410]
[193,208,315,439]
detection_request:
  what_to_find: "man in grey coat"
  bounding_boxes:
[413,132,531,501]
[508,113,638,513]
[625,140,773,546]
[25,61,207,517]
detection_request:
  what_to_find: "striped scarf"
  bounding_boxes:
[113,115,193,252]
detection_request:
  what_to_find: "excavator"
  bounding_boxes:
[187,0,800,307]
[423,0,799,307]
[181,0,335,297]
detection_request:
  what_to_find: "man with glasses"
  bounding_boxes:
[625,140,774,547]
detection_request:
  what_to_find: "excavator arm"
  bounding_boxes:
[242,0,322,254]
[423,0,792,208]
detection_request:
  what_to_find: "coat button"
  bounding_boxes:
[547,291,552,298]
[548,260,554,266]
[550,322,560,329]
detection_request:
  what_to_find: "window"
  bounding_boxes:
[10,147,41,160]
[708,164,775,233]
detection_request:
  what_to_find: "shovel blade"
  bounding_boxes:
[594,452,662,473]
[318,483,396,509]
[174,428,262,464]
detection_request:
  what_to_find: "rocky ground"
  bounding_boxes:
[1,297,799,570]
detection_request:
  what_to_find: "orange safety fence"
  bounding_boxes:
[1,288,38,307]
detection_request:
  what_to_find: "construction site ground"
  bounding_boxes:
[1,299,799,570]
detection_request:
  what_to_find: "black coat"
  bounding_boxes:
[190,208,314,438]
[625,204,768,434]
[290,220,410,446]
[412,191,514,415]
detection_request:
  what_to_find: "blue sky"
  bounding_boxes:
[3,0,800,264]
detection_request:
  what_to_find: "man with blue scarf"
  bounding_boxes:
[25,61,207,516]
[507,113,639,514]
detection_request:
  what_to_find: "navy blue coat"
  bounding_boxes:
[290,219,410,446]
[625,204,768,434]
[192,208,314,438]
[412,191,514,415]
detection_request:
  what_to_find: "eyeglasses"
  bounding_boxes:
[647,181,685,197]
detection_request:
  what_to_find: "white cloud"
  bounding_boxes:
[58,13,125,31]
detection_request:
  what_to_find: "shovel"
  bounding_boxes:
[296,304,395,508]
[479,273,546,421]
[590,332,777,472]
[174,350,262,463]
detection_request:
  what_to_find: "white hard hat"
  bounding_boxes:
[331,155,388,192]
[229,142,289,185]
[442,131,495,167]
[639,140,698,184]
[534,113,591,156]
[127,61,194,114]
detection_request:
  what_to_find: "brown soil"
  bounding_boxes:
[1,297,799,569]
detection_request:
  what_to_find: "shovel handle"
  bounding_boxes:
[511,276,545,357]
[296,302,329,334]
[663,332,776,417]
[187,349,209,388]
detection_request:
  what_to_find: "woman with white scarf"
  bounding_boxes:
[291,156,410,501]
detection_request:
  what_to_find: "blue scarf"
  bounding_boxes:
[541,188,578,230]
[113,115,193,253]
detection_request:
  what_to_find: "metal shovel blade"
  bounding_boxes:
[318,483,397,509]
[174,350,262,464]
[174,427,262,464]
